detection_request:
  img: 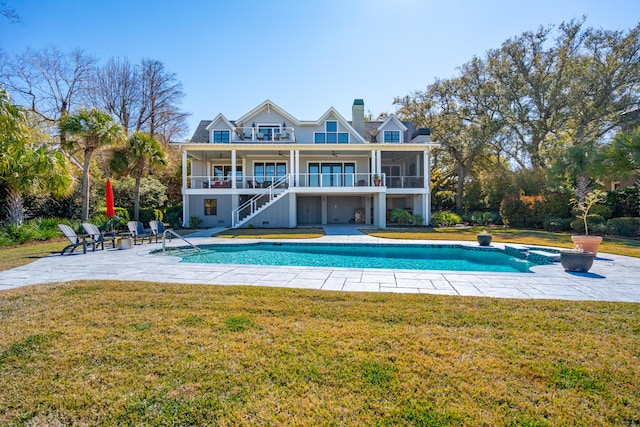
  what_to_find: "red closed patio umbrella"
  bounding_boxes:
[105,179,115,218]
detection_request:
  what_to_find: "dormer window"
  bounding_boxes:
[315,120,349,144]
[212,130,230,143]
[383,130,400,143]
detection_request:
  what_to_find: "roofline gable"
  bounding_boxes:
[235,99,300,126]
[205,113,235,130]
[315,107,367,143]
[373,114,408,135]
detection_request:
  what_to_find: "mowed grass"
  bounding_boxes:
[1,281,639,426]
[0,240,66,271]
[364,227,640,258]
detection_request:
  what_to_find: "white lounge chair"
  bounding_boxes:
[82,222,117,250]
[126,221,153,244]
[58,224,97,255]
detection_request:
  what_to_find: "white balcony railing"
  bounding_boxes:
[232,127,296,143]
[187,173,426,189]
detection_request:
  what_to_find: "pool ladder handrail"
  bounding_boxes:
[162,229,201,254]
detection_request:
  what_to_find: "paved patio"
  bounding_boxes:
[1,228,639,302]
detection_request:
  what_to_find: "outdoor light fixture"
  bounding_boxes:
[282,121,286,128]
[252,122,255,127]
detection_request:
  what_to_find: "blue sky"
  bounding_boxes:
[1,0,639,139]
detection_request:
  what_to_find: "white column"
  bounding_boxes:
[424,149,432,225]
[295,150,300,187]
[182,149,188,227]
[290,149,295,186]
[370,149,377,185]
[416,154,422,177]
[231,149,237,189]
[242,157,247,188]
[182,149,188,190]
[376,150,382,180]
[365,196,372,225]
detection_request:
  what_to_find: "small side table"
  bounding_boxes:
[116,233,133,250]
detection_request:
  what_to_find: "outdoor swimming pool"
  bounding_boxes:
[166,243,541,273]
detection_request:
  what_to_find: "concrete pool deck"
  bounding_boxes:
[1,228,639,302]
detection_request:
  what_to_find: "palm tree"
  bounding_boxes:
[0,89,73,225]
[59,108,125,220]
[110,132,166,221]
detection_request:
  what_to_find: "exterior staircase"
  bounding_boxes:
[232,174,290,228]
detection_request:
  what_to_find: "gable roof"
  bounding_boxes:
[205,113,235,131]
[374,114,408,134]
[235,99,300,126]
[363,119,417,143]
[314,106,367,143]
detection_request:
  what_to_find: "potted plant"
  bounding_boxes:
[560,246,595,272]
[477,229,492,246]
[373,174,381,186]
[570,176,605,256]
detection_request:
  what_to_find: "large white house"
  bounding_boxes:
[172,99,439,228]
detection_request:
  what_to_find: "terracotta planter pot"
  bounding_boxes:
[477,234,492,246]
[373,179,381,186]
[571,235,603,256]
[560,250,595,272]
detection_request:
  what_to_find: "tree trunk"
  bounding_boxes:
[4,187,24,226]
[81,148,94,221]
[134,174,141,221]
[456,165,465,214]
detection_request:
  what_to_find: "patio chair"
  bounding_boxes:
[126,221,153,244]
[58,224,97,255]
[149,220,172,243]
[82,222,117,250]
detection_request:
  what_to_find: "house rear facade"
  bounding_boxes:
[172,99,439,228]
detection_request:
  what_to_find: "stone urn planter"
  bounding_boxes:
[560,250,595,273]
[571,235,603,256]
[477,233,492,246]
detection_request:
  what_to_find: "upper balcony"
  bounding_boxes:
[231,126,296,143]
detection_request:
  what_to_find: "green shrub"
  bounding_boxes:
[543,217,573,232]
[0,217,75,246]
[465,211,500,226]
[189,216,202,228]
[606,186,639,217]
[431,211,461,227]
[588,204,612,220]
[94,207,129,230]
[570,215,605,234]
[165,205,183,229]
[606,217,640,237]
[390,209,414,225]
[139,208,163,224]
[500,194,529,228]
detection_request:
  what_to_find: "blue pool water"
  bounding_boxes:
[169,243,537,273]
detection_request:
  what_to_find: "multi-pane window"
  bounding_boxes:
[253,162,286,185]
[308,162,356,187]
[315,121,349,144]
[213,130,230,143]
[212,165,242,181]
[383,130,400,143]
[204,199,217,215]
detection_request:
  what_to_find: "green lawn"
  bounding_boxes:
[1,281,638,426]
[363,227,640,258]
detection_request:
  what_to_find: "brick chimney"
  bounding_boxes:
[352,99,365,137]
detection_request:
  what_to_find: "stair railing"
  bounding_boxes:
[232,174,290,228]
